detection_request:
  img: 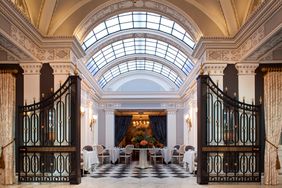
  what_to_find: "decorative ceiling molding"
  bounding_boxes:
[185,0,228,36]
[48,0,92,35]
[74,0,202,43]
[38,0,56,35]
[219,0,239,36]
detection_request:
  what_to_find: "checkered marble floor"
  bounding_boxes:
[87,162,193,179]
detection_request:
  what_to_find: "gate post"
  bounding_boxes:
[197,75,209,184]
[70,75,81,184]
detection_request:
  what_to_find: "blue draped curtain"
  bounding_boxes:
[115,116,132,146]
[149,115,167,146]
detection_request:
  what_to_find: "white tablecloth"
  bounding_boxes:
[161,148,172,164]
[83,150,99,171]
[110,147,120,163]
[183,150,196,173]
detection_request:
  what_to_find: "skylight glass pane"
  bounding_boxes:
[147,22,159,30]
[173,23,185,34]
[120,22,133,29]
[133,12,146,21]
[128,61,136,70]
[119,63,128,73]
[95,30,108,39]
[105,17,119,27]
[160,17,174,27]
[147,14,160,23]
[159,25,172,33]
[134,21,146,28]
[93,23,106,33]
[84,36,96,48]
[172,30,184,40]
[184,36,195,48]
[119,13,132,22]
[107,25,120,33]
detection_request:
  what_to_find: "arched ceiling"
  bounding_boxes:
[15,0,263,37]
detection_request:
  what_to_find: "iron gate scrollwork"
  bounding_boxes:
[197,75,263,184]
[17,76,81,184]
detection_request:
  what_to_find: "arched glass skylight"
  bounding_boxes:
[82,12,195,50]
[98,60,183,88]
[86,38,194,76]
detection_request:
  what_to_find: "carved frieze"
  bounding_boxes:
[205,26,265,62]
[10,25,72,62]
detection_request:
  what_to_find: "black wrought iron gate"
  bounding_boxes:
[17,76,81,184]
[197,75,263,184]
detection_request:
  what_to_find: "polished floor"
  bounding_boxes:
[2,163,282,188]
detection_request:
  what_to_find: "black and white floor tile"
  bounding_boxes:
[88,162,193,179]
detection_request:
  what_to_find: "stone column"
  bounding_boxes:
[49,63,75,91]
[167,109,177,148]
[105,109,115,148]
[20,63,42,104]
[235,63,259,104]
[203,63,227,90]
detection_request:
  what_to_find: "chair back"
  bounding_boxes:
[83,145,93,151]
[93,145,104,154]
[185,145,195,151]
[173,145,180,150]
[178,144,186,154]
[124,144,134,154]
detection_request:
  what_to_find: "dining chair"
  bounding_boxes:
[119,144,134,164]
[93,145,110,164]
[171,144,185,164]
[149,147,163,165]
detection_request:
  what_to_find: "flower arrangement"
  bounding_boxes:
[131,134,156,148]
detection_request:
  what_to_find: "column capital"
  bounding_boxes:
[235,63,259,75]
[167,109,177,115]
[105,109,114,115]
[49,62,75,75]
[203,63,227,76]
[20,63,42,75]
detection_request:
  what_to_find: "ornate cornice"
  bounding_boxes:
[20,63,42,75]
[235,63,259,75]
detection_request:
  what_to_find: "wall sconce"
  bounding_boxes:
[89,115,97,131]
[80,107,85,116]
[186,116,192,131]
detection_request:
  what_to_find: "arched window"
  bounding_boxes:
[86,38,194,76]
[82,12,195,50]
[98,60,183,88]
